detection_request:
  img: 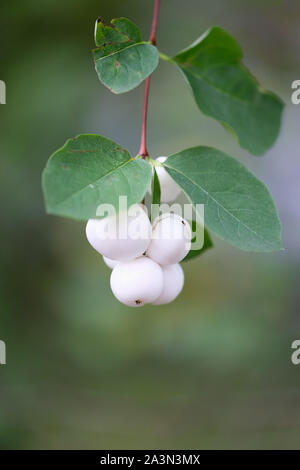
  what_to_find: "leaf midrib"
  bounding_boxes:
[94,41,149,63]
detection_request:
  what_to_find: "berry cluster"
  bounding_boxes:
[86,203,191,307]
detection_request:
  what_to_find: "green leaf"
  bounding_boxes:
[173,27,284,155]
[183,222,213,262]
[93,17,159,94]
[42,134,152,221]
[94,17,142,52]
[163,146,283,252]
[151,168,161,206]
[150,167,161,223]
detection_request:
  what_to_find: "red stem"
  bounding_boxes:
[149,0,160,46]
[138,0,160,158]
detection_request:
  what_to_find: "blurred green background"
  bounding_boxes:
[1,0,300,450]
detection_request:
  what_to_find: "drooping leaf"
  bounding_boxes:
[42,134,152,221]
[93,17,159,94]
[183,221,213,262]
[173,27,284,156]
[163,146,283,252]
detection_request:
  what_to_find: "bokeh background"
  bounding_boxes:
[1,0,300,450]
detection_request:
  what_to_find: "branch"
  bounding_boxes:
[138,0,160,158]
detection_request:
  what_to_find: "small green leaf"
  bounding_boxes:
[163,146,283,252]
[183,222,213,262]
[173,27,284,155]
[151,168,161,207]
[150,167,161,223]
[93,17,159,94]
[42,134,152,221]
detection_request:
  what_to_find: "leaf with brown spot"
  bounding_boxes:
[93,17,158,93]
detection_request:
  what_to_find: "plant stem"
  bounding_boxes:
[149,0,160,46]
[138,0,160,158]
[138,77,151,159]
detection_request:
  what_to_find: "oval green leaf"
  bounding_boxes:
[93,17,159,94]
[42,134,152,221]
[173,27,284,156]
[163,146,283,252]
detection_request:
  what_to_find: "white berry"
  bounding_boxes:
[103,256,118,269]
[152,156,181,202]
[86,204,151,261]
[147,213,192,265]
[152,264,184,305]
[110,257,164,307]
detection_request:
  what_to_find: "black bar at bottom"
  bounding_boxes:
[0,450,299,466]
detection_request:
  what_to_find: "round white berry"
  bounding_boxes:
[86,204,151,261]
[152,264,184,305]
[147,213,192,265]
[103,256,118,269]
[153,156,181,202]
[110,257,164,307]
